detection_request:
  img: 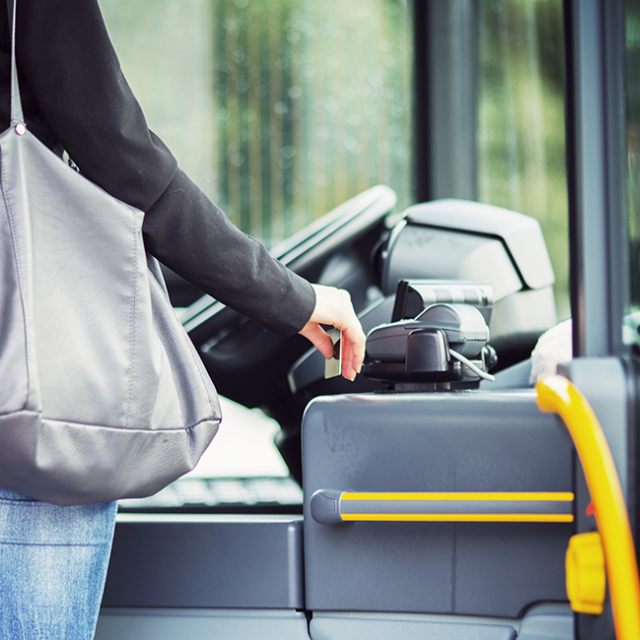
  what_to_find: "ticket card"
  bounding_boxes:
[324,328,343,379]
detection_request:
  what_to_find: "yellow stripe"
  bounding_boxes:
[537,375,640,640]
[341,492,574,502]
[340,513,574,523]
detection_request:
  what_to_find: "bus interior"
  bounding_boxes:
[94,1,640,639]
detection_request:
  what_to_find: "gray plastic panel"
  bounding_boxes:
[402,200,555,291]
[102,515,303,609]
[382,225,522,300]
[480,359,532,390]
[308,603,574,640]
[310,612,517,640]
[559,358,629,496]
[96,608,310,640]
[517,603,574,640]
[489,287,558,350]
[302,390,573,617]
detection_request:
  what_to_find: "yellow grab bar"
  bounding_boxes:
[310,489,574,524]
[536,374,640,640]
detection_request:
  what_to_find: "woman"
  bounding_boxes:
[0,1,365,637]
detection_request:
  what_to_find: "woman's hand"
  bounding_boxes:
[298,284,366,381]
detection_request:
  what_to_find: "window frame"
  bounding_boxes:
[563,0,628,357]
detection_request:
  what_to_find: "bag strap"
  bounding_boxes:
[6,0,25,127]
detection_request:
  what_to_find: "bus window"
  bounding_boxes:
[477,0,569,318]
[625,0,640,349]
[99,0,413,249]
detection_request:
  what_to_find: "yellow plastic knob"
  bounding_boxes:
[566,531,606,615]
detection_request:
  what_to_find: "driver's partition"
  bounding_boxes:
[96,514,308,639]
[302,389,575,639]
[298,197,572,636]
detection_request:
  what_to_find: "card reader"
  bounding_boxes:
[363,302,496,386]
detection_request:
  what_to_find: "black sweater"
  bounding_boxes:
[0,0,316,336]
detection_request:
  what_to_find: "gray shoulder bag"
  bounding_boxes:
[0,0,221,505]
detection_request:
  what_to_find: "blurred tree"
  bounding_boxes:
[477,0,569,318]
[100,0,413,248]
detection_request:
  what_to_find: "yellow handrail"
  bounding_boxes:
[536,375,640,640]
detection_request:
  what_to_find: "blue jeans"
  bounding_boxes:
[0,487,117,640]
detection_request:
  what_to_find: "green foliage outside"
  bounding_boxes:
[625,0,640,315]
[478,0,569,319]
[100,0,412,249]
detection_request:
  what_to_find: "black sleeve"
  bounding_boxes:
[143,170,316,336]
[12,0,315,336]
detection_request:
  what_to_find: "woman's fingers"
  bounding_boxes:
[342,322,365,377]
[298,323,335,360]
[298,284,366,381]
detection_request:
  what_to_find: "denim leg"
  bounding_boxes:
[0,487,117,640]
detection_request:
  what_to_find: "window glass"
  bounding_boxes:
[624,0,640,344]
[477,0,569,318]
[100,0,413,248]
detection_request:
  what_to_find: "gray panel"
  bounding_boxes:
[517,603,574,640]
[489,288,558,353]
[96,608,310,640]
[308,604,574,640]
[303,391,573,616]
[559,358,629,494]
[480,359,532,390]
[382,226,522,301]
[102,514,303,609]
[310,612,516,640]
[454,523,570,616]
[401,200,555,291]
